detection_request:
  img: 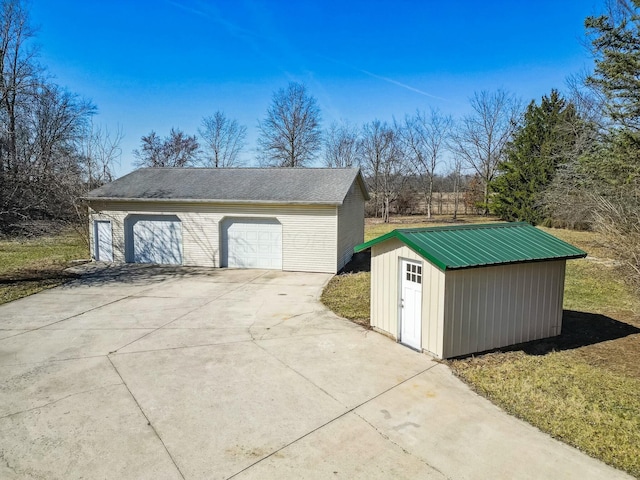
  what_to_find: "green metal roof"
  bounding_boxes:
[354,222,587,271]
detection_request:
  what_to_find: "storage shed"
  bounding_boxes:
[86,167,368,274]
[355,223,587,358]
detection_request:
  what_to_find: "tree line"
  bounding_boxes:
[0,0,120,235]
[3,0,640,289]
[135,84,517,224]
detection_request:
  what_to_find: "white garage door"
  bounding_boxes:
[222,218,282,269]
[128,215,183,265]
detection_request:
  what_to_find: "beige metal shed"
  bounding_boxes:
[355,223,587,359]
[86,167,368,274]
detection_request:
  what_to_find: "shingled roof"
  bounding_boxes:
[86,167,369,205]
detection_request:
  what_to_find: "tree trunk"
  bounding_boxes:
[427,176,433,219]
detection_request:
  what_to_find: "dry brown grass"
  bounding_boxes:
[321,272,370,327]
[365,214,501,241]
[0,231,89,304]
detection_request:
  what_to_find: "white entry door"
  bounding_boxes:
[222,218,282,269]
[400,259,422,350]
[94,220,113,262]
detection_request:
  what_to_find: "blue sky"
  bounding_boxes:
[30,1,600,176]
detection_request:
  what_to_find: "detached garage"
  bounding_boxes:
[86,167,368,274]
[355,223,587,359]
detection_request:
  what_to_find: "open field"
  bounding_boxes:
[323,215,640,478]
[0,231,89,305]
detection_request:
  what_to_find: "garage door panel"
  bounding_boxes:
[223,218,282,270]
[127,215,183,265]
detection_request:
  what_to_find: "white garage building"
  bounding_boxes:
[87,167,368,274]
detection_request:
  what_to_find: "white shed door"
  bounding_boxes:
[131,216,182,265]
[223,218,282,269]
[94,220,113,262]
[400,259,422,351]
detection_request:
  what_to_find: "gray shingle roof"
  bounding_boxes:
[86,167,369,205]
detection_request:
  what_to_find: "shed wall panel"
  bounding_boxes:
[88,201,338,273]
[336,181,365,271]
[370,239,445,356]
[442,260,566,358]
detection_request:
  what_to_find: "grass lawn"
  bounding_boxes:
[0,230,89,305]
[321,215,640,478]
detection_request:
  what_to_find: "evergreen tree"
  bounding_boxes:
[490,90,579,224]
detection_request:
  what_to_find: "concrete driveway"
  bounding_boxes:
[0,266,631,479]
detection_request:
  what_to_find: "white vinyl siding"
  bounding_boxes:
[370,239,445,356]
[89,201,338,273]
[442,260,566,358]
[336,180,366,271]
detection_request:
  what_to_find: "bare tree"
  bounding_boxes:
[0,0,122,235]
[450,90,522,214]
[198,111,247,167]
[360,120,405,222]
[78,121,122,188]
[133,128,199,168]
[258,82,322,167]
[0,0,40,175]
[323,120,360,168]
[400,109,453,219]
[446,155,464,220]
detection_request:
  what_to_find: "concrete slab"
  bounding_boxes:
[116,327,252,353]
[0,384,182,480]
[43,296,211,330]
[354,363,631,480]
[0,356,120,417]
[250,270,333,288]
[235,412,446,479]
[258,330,436,408]
[110,342,348,480]
[0,266,632,479]
[0,330,30,340]
[132,277,240,298]
[0,293,126,329]
[0,328,154,365]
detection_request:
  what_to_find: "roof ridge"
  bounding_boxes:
[396,222,521,234]
[137,167,359,171]
[354,222,586,270]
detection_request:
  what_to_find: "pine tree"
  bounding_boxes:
[490,90,579,224]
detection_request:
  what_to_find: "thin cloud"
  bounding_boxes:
[166,0,208,18]
[319,55,448,102]
[360,69,448,101]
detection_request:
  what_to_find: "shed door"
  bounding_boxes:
[129,215,183,265]
[400,259,422,351]
[222,218,282,269]
[94,220,113,262]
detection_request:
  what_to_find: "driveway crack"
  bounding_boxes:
[0,383,123,420]
[226,361,440,479]
[111,271,270,354]
[352,409,453,479]
[107,357,186,480]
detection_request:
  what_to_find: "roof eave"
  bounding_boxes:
[355,227,588,271]
[83,196,343,206]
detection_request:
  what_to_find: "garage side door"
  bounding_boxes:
[94,220,113,262]
[222,218,282,269]
[128,215,183,265]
